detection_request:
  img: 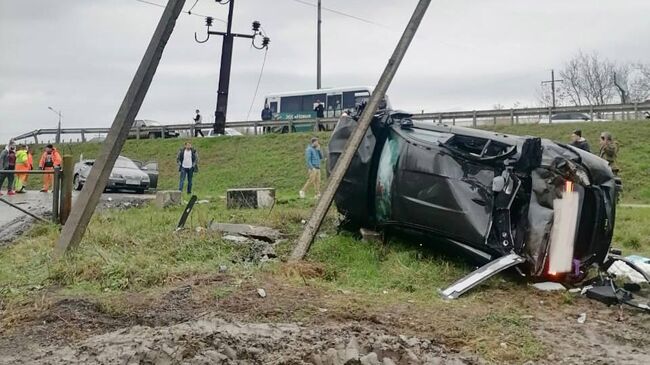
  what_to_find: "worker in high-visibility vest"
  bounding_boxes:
[39,144,62,192]
[14,144,30,193]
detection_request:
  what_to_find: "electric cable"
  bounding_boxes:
[287,0,389,28]
[246,48,269,121]
[133,0,226,23]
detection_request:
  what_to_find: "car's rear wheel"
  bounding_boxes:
[73,174,83,191]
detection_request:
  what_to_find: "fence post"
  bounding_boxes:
[52,167,61,223]
[34,134,39,145]
[253,120,258,135]
[289,119,294,133]
[452,117,455,126]
[590,105,594,121]
[634,102,639,120]
[493,116,497,125]
[190,124,195,137]
[472,110,477,128]
[161,126,166,139]
[59,155,74,224]
[510,109,514,125]
[81,130,86,142]
[136,125,141,140]
[548,107,553,124]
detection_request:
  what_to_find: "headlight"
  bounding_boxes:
[142,176,150,182]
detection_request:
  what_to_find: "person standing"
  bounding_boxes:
[0,144,17,196]
[599,132,619,175]
[177,141,198,194]
[14,144,30,193]
[39,144,62,192]
[569,129,590,152]
[314,100,325,131]
[299,137,323,199]
[193,109,204,137]
[261,104,273,121]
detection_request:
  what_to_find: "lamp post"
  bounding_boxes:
[48,106,62,144]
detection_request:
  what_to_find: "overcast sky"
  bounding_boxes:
[1,0,649,143]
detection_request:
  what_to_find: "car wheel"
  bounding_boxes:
[148,132,157,139]
[135,188,145,194]
[73,174,83,191]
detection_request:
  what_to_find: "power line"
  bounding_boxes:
[246,48,269,121]
[133,0,226,22]
[287,0,389,28]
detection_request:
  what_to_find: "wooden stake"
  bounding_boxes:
[53,0,186,258]
[290,0,432,261]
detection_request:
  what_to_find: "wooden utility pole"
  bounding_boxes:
[541,69,564,108]
[290,0,432,261]
[59,155,74,224]
[53,0,186,258]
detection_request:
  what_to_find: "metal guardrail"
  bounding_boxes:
[13,101,650,143]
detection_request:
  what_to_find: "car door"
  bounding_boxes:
[142,162,159,189]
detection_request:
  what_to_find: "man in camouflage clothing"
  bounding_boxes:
[599,132,619,175]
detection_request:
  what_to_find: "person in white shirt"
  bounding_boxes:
[176,141,199,194]
[193,109,204,137]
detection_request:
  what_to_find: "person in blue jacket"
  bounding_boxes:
[299,137,323,199]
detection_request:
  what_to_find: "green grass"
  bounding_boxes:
[483,120,650,203]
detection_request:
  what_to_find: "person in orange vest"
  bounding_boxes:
[39,144,62,192]
[14,144,30,193]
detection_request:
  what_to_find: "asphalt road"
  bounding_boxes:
[0,190,155,243]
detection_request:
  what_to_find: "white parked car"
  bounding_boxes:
[538,113,608,124]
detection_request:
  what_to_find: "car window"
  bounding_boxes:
[114,158,138,169]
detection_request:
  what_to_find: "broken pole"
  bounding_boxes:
[53,0,186,258]
[290,0,431,261]
[59,155,74,224]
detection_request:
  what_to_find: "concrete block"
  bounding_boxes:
[155,190,182,208]
[227,188,275,209]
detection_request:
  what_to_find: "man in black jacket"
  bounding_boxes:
[570,129,590,152]
[177,142,199,194]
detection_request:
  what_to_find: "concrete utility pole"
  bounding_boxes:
[317,0,322,89]
[541,69,564,108]
[54,0,186,258]
[290,0,432,261]
[195,0,269,135]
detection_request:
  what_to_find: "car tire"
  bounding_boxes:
[148,132,157,139]
[136,188,145,194]
[73,174,83,191]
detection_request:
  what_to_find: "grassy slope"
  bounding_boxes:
[2,123,650,361]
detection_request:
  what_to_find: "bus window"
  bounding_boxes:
[280,96,302,113]
[301,94,327,112]
[327,94,342,117]
[342,91,357,109]
[270,102,278,113]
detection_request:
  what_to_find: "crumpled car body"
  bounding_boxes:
[328,111,619,287]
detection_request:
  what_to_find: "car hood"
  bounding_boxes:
[111,167,148,179]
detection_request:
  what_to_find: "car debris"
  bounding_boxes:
[531,282,567,292]
[209,223,282,242]
[175,195,198,231]
[328,109,620,299]
[257,288,267,298]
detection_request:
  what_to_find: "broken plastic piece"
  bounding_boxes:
[440,253,525,299]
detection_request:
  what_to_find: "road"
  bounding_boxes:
[0,191,155,244]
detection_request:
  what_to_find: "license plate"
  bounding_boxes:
[126,179,140,185]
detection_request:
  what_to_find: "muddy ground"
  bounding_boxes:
[1,272,648,365]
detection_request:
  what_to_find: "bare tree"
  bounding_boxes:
[558,51,618,106]
[619,63,650,103]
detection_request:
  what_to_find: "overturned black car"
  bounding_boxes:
[328,110,621,298]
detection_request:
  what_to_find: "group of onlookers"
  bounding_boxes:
[570,129,619,174]
[0,139,62,195]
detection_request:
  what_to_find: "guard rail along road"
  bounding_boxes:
[13,101,650,143]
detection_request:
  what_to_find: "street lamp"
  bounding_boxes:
[48,106,62,144]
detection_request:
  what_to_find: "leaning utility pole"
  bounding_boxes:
[195,0,269,135]
[317,0,322,89]
[290,0,432,261]
[541,69,564,108]
[54,0,186,257]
